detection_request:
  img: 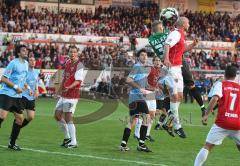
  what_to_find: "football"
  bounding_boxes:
[160,7,179,26]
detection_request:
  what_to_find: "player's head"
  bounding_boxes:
[28,56,36,69]
[159,7,179,27]
[68,45,79,61]
[152,20,164,33]
[176,17,190,31]
[224,65,237,80]
[16,44,28,59]
[136,48,148,64]
[152,56,161,67]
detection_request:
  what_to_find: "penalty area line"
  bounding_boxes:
[0,145,167,166]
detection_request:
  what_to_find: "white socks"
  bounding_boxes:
[58,119,70,139]
[134,118,143,138]
[67,123,77,145]
[194,148,209,166]
[170,102,181,130]
[146,119,153,136]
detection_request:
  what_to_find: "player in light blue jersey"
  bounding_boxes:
[119,49,152,152]
[20,57,39,128]
[0,45,28,151]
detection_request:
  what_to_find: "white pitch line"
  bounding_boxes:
[0,145,167,166]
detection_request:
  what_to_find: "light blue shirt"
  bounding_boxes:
[0,58,28,98]
[22,69,39,101]
[128,62,150,104]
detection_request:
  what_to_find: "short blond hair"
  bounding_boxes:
[152,20,163,33]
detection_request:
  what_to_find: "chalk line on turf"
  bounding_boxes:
[0,145,167,166]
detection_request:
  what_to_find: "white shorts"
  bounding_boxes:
[55,97,78,114]
[158,75,178,96]
[168,66,183,93]
[146,100,156,112]
[206,124,240,145]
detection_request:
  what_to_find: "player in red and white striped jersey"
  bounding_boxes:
[194,65,240,166]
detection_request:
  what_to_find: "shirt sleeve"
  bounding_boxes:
[165,30,181,47]
[3,61,14,78]
[211,81,223,98]
[74,62,84,81]
[128,65,138,79]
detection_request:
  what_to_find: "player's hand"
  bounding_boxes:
[202,115,208,125]
[140,88,147,96]
[55,90,62,96]
[29,89,34,96]
[34,91,39,98]
[15,88,23,94]
[63,86,70,92]
[53,94,60,99]
[164,58,171,68]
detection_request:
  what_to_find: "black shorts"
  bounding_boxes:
[182,60,194,87]
[0,94,24,114]
[129,101,149,116]
[22,96,35,111]
[156,97,170,111]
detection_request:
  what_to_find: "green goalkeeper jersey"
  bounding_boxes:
[148,30,169,59]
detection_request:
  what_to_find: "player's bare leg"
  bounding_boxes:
[0,109,8,128]
[21,110,35,128]
[194,143,215,166]
[54,110,71,146]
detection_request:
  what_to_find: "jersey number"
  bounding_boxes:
[230,92,237,111]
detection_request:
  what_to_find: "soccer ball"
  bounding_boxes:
[159,7,179,26]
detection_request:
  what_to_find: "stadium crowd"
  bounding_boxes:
[0,43,238,70]
[0,43,136,69]
[0,3,239,97]
[0,4,239,41]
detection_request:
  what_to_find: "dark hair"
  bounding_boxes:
[15,44,27,57]
[225,65,237,79]
[69,45,78,51]
[152,56,160,62]
[136,48,148,57]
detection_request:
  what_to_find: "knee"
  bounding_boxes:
[149,112,155,119]
[64,113,73,123]
[204,143,215,152]
[178,93,183,101]
[54,111,62,121]
[27,116,34,122]
[142,114,151,125]
[15,116,24,125]
[171,94,178,102]
[0,110,8,120]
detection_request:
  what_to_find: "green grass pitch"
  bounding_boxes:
[0,97,239,166]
